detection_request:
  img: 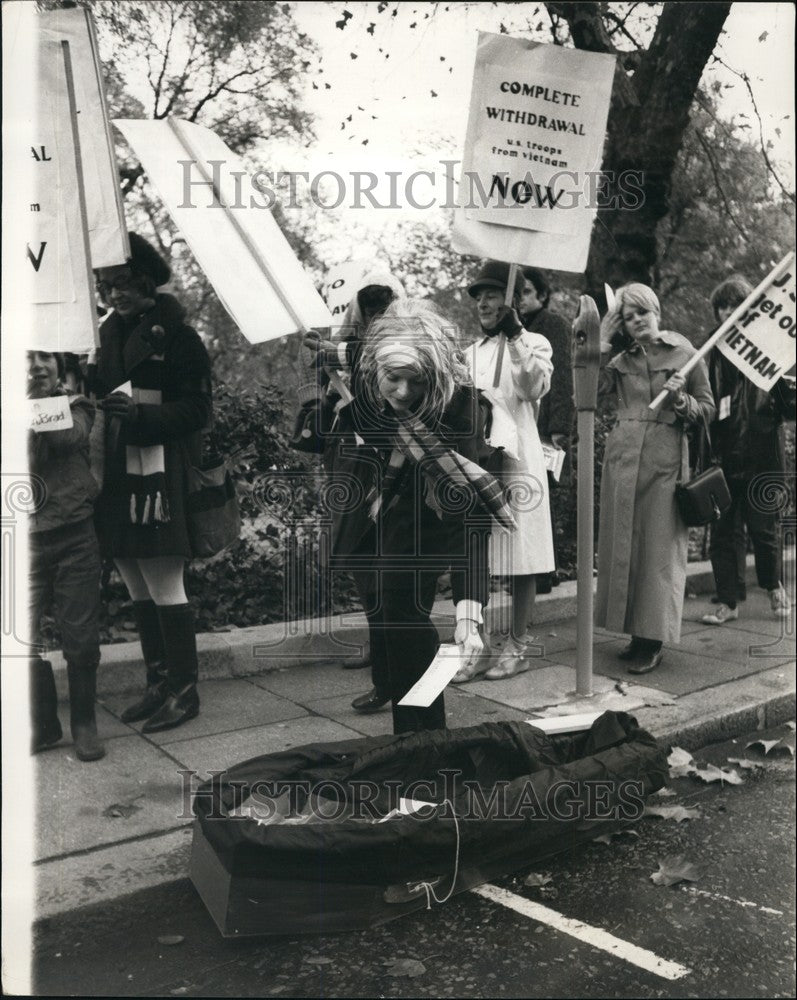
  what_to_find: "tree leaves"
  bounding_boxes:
[650,855,702,887]
[593,828,640,845]
[524,872,553,887]
[689,763,744,785]
[668,746,743,784]
[335,10,353,30]
[644,804,702,822]
[667,746,696,778]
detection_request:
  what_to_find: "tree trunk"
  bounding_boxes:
[548,1,731,304]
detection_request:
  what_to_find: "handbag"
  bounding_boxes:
[186,437,241,558]
[675,413,731,527]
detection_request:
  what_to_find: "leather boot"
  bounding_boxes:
[142,604,200,734]
[30,658,63,753]
[617,637,643,661]
[67,661,106,762]
[121,600,168,723]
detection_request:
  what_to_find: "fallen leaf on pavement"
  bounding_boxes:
[593,829,640,845]
[667,746,696,778]
[746,734,795,757]
[785,721,795,731]
[384,958,426,978]
[650,786,677,798]
[524,872,553,886]
[644,804,701,823]
[727,757,764,770]
[614,681,629,695]
[690,763,743,785]
[650,855,702,887]
[157,935,185,946]
[304,956,333,965]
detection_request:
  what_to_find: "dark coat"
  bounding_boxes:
[323,384,491,607]
[28,392,99,533]
[525,307,574,441]
[94,294,212,559]
[707,346,795,479]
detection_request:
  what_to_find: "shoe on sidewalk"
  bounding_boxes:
[701,603,739,626]
[485,638,533,680]
[628,647,663,675]
[351,688,390,713]
[769,585,791,619]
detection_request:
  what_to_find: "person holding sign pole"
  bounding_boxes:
[596,283,716,674]
[93,234,212,733]
[701,275,794,626]
[458,261,554,681]
[27,351,105,761]
[322,299,502,733]
[517,266,574,594]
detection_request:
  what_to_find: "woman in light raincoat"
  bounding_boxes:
[595,283,716,674]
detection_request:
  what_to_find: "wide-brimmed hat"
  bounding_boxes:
[467,260,520,299]
[128,232,171,287]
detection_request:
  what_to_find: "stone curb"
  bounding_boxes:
[50,552,792,699]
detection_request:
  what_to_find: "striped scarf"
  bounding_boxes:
[126,356,170,526]
[368,411,517,532]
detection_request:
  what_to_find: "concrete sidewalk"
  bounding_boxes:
[33,559,795,922]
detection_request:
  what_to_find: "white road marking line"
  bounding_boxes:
[472,884,691,982]
[684,886,783,915]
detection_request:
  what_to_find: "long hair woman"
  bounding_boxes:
[324,299,513,733]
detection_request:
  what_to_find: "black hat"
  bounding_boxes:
[467,260,520,299]
[128,232,171,287]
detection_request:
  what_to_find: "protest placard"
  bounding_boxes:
[716,260,796,389]
[321,260,372,320]
[5,5,99,353]
[453,31,615,272]
[40,6,128,267]
[114,118,333,344]
[29,395,73,433]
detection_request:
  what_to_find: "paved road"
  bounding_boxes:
[31,723,795,998]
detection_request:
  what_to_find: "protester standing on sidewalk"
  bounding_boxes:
[323,299,504,733]
[596,283,716,674]
[302,268,404,715]
[701,275,794,626]
[517,266,574,594]
[457,261,554,681]
[93,234,212,733]
[28,351,105,761]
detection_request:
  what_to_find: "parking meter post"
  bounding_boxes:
[572,295,601,698]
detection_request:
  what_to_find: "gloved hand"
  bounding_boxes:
[494,305,524,340]
[303,330,338,369]
[98,392,137,423]
[454,619,484,670]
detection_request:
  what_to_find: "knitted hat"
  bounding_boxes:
[467,260,521,299]
[128,233,171,287]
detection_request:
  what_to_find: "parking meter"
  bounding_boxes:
[571,294,601,695]
[572,295,601,411]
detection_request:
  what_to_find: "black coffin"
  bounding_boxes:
[190,712,667,937]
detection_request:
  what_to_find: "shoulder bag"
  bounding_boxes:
[675,412,731,527]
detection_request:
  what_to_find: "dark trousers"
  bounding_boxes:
[710,476,781,607]
[29,518,101,671]
[356,569,444,734]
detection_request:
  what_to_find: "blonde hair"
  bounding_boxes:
[359,298,471,422]
[601,282,661,342]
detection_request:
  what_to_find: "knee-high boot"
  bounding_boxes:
[67,660,106,762]
[121,600,168,724]
[142,604,200,734]
[30,658,63,753]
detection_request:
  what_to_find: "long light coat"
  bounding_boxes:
[469,331,555,576]
[595,331,716,643]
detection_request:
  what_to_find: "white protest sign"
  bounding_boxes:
[114,118,333,344]
[321,260,371,319]
[398,644,463,707]
[4,8,99,352]
[40,7,129,267]
[29,395,73,433]
[716,261,796,388]
[453,32,615,272]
